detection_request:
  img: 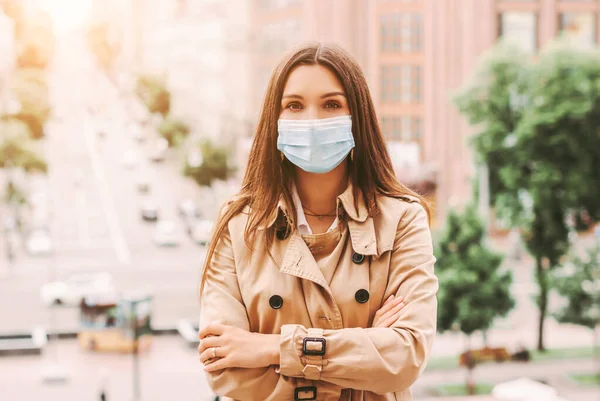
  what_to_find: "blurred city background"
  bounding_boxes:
[0,0,598,400]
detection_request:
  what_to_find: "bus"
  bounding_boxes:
[78,292,153,353]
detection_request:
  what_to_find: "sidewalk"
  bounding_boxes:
[0,336,216,401]
[414,358,598,401]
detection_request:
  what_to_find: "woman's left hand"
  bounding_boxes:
[198,324,280,372]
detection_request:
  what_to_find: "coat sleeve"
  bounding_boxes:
[199,225,298,400]
[278,202,439,394]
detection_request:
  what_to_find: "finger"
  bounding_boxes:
[197,335,223,354]
[383,294,395,304]
[382,312,401,328]
[204,356,231,372]
[198,323,226,339]
[199,347,225,364]
[375,295,404,317]
[378,302,406,322]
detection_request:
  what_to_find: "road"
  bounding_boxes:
[0,34,210,333]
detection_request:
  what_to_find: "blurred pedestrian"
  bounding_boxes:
[97,368,109,401]
[197,42,438,400]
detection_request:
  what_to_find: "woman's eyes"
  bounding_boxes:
[284,101,342,111]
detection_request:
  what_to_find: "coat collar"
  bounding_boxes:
[267,181,380,257]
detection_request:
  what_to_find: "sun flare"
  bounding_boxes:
[39,0,93,32]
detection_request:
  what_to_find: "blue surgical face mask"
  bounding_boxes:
[277,115,355,174]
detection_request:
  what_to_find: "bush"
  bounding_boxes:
[16,12,55,69]
[136,75,171,116]
[158,116,190,147]
[8,68,50,139]
[183,140,231,187]
[85,22,121,73]
[0,120,47,173]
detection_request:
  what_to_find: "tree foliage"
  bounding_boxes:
[158,116,190,147]
[436,205,515,336]
[135,75,171,117]
[0,120,47,173]
[552,244,600,330]
[454,41,600,350]
[85,21,121,73]
[15,11,55,69]
[7,67,50,139]
[183,140,231,187]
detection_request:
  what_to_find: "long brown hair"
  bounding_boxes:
[200,42,431,293]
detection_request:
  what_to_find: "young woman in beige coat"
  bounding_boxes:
[198,42,438,401]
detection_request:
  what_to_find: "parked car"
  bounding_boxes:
[130,124,146,143]
[149,138,168,163]
[177,199,200,220]
[26,229,53,256]
[153,221,181,247]
[140,200,158,222]
[121,150,139,169]
[189,219,214,246]
[40,272,116,307]
[137,177,151,194]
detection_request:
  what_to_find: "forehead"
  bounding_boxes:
[283,64,344,94]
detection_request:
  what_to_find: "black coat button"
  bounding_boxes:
[276,228,289,240]
[352,252,365,264]
[269,295,283,309]
[355,289,370,304]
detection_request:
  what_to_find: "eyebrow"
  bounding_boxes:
[281,91,347,100]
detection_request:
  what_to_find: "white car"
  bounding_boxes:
[149,138,169,163]
[153,221,181,247]
[26,229,53,256]
[190,219,214,246]
[121,150,139,169]
[40,272,116,307]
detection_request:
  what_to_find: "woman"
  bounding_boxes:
[198,42,438,401]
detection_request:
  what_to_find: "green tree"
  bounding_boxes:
[85,21,121,73]
[157,116,190,147]
[455,42,600,350]
[552,244,600,347]
[6,67,51,139]
[436,205,514,394]
[0,120,47,173]
[135,75,171,117]
[183,140,231,187]
[15,11,55,69]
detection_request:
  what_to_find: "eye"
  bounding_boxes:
[285,102,303,111]
[324,101,341,109]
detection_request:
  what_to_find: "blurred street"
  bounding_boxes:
[0,34,207,333]
[1,1,599,401]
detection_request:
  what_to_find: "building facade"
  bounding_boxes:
[246,0,600,226]
[122,0,600,226]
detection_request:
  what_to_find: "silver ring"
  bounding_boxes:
[211,347,216,359]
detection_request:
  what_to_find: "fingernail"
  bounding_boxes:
[388,295,395,301]
[399,302,405,307]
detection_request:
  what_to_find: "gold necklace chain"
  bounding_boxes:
[303,206,337,221]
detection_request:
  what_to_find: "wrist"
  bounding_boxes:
[265,334,280,366]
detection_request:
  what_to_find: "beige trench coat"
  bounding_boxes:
[200,185,438,401]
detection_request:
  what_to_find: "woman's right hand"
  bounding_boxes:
[372,295,406,328]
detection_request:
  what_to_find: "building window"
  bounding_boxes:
[380,13,423,53]
[499,12,537,54]
[381,116,422,142]
[258,0,301,11]
[259,18,301,55]
[559,13,596,49]
[381,65,422,103]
